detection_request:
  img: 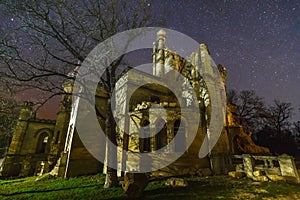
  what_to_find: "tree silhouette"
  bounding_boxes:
[0,97,20,157]
[0,0,158,187]
[227,89,267,134]
[266,100,293,138]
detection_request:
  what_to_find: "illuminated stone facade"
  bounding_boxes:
[1,30,269,178]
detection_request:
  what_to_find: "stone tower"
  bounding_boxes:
[1,101,56,177]
[7,102,35,156]
[49,79,73,156]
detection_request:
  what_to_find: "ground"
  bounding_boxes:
[0,174,299,199]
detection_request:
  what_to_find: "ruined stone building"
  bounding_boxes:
[0,30,269,178]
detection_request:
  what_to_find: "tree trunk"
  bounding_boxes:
[104,98,118,188]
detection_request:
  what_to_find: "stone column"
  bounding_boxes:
[150,124,156,151]
[278,154,300,183]
[155,29,166,77]
[138,126,144,153]
[56,152,68,177]
[122,113,130,174]
[152,42,157,76]
[166,121,174,153]
[242,154,254,178]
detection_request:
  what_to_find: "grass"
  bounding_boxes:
[0,174,300,199]
[0,174,123,200]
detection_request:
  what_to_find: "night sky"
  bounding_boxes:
[152,0,300,120]
[1,0,299,120]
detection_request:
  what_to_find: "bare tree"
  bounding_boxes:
[295,107,300,138]
[266,100,293,138]
[293,121,300,139]
[227,89,266,134]
[0,0,158,187]
[293,121,300,155]
[0,97,20,157]
[228,91,297,154]
[254,101,296,155]
[1,0,157,101]
[226,89,238,106]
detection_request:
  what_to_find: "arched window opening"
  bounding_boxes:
[36,132,49,154]
[174,119,186,152]
[155,118,167,150]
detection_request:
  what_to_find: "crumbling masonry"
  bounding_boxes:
[1,30,270,178]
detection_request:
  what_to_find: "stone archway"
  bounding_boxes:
[36,132,49,154]
[35,130,52,154]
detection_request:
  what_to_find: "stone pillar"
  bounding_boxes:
[278,154,300,183]
[8,102,34,155]
[157,29,166,50]
[37,161,45,176]
[155,29,166,77]
[121,113,130,174]
[210,153,228,175]
[51,102,71,155]
[268,159,274,168]
[166,121,174,153]
[56,152,68,177]
[152,42,157,76]
[138,127,144,153]
[242,154,254,178]
[2,102,34,177]
[200,43,212,76]
[150,124,156,151]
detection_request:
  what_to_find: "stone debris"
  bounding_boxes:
[253,170,264,177]
[165,178,188,187]
[252,175,269,182]
[0,29,286,182]
[228,171,244,179]
[267,174,286,182]
[35,172,54,181]
[122,173,148,198]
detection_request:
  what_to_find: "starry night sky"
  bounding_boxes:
[0,0,299,120]
[152,0,300,120]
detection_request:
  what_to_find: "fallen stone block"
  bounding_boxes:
[35,173,54,181]
[165,178,188,187]
[252,175,269,182]
[122,173,148,198]
[267,175,286,182]
[228,171,244,179]
[253,170,264,177]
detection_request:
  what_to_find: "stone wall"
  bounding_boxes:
[2,29,272,179]
[231,154,300,183]
[1,105,57,177]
